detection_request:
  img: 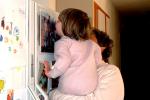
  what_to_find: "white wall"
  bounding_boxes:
[48,0,56,11]
[56,0,93,22]
[94,0,120,67]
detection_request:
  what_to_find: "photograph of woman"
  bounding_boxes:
[40,14,60,53]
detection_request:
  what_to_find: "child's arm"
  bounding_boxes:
[43,61,62,79]
[52,39,71,78]
[44,38,72,78]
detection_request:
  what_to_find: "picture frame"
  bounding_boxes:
[34,3,59,100]
[37,62,48,93]
[94,2,110,33]
[39,9,60,53]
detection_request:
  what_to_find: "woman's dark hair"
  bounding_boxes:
[58,8,91,40]
[91,28,113,63]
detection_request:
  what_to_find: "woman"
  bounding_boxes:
[90,28,124,100]
[49,28,124,100]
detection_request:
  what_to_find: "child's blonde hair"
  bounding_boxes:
[58,8,91,40]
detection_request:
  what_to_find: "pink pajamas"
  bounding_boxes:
[48,36,102,95]
[49,63,124,100]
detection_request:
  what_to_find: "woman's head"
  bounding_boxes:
[91,28,113,63]
[57,8,91,40]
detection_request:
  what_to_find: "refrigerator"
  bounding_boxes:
[0,0,28,99]
[0,0,58,100]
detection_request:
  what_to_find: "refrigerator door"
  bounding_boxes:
[0,0,29,99]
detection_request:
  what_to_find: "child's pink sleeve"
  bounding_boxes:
[48,39,72,78]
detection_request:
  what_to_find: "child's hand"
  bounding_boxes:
[43,60,51,77]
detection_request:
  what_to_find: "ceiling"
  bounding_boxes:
[111,0,150,12]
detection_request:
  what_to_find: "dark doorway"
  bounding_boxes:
[119,11,150,100]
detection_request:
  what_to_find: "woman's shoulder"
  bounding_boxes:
[105,64,120,71]
[97,63,121,76]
